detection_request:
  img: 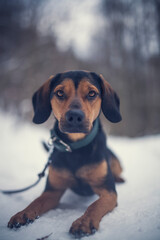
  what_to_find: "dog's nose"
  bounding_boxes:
[65,110,85,126]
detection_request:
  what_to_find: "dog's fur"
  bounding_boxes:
[8,71,124,237]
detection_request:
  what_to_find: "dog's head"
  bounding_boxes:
[32,71,122,134]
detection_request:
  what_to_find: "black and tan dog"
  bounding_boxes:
[8,71,124,237]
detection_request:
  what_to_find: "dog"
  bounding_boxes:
[8,71,124,238]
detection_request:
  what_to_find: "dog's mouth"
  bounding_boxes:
[59,119,90,134]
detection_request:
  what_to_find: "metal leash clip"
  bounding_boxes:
[58,139,72,152]
[48,136,72,152]
[48,136,56,146]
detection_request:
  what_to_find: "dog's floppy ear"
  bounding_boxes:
[99,74,122,123]
[32,75,54,124]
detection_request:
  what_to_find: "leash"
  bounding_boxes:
[0,140,55,195]
[0,120,99,195]
[0,157,52,195]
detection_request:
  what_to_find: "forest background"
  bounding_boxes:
[0,0,160,137]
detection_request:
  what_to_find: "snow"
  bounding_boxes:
[0,112,160,240]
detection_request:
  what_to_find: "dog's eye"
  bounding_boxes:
[87,91,97,99]
[55,90,65,99]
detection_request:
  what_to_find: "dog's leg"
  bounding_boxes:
[70,188,117,237]
[110,157,125,183]
[8,190,64,228]
[71,159,117,237]
[107,148,125,183]
[8,166,74,229]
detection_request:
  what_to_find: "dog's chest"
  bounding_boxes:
[75,160,107,185]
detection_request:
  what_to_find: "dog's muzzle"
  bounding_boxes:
[60,110,89,133]
[66,110,84,126]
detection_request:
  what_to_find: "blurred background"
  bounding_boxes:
[0,0,160,137]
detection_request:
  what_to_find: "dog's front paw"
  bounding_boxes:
[69,215,98,238]
[8,210,39,229]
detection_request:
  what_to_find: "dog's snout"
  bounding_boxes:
[66,110,85,126]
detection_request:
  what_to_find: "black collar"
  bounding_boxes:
[50,119,99,152]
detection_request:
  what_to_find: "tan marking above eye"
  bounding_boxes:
[53,79,76,97]
[54,85,64,92]
[77,79,100,99]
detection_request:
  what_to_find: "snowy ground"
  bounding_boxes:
[0,112,160,240]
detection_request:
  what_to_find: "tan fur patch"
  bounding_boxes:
[48,166,75,190]
[77,79,101,131]
[51,79,76,132]
[84,189,117,221]
[51,79,76,124]
[67,133,86,141]
[76,160,108,186]
[110,157,123,176]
